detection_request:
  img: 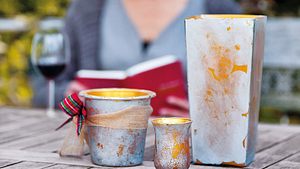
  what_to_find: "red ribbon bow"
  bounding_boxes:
[56,93,86,136]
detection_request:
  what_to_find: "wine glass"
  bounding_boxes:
[31,29,69,117]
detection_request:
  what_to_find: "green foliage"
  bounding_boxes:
[272,0,300,16]
[35,0,69,17]
[0,0,70,106]
[0,0,21,16]
[0,0,69,17]
[237,0,300,16]
[0,31,34,106]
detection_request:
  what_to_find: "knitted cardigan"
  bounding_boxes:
[31,0,242,107]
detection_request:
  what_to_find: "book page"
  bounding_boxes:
[76,70,127,80]
[126,55,178,76]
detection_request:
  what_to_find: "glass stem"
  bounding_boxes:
[47,79,55,117]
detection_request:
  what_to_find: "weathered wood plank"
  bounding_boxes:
[145,133,155,147]
[1,108,300,169]
[0,128,67,150]
[1,141,300,169]
[143,147,249,168]
[145,124,300,165]
[0,149,155,168]
[89,167,117,169]
[0,159,21,168]
[0,149,98,167]
[250,134,300,168]
[0,117,45,133]
[89,161,155,169]
[190,164,239,169]
[256,127,300,153]
[0,107,66,123]
[26,139,63,153]
[0,107,47,117]
[266,161,300,169]
[140,125,155,161]
[266,150,300,168]
[26,139,89,156]
[0,113,30,125]
[2,161,54,169]
[42,164,89,169]
[0,118,63,145]
[26,124,155,153]
[259,124,300,133]
[144,145,154,161]
[286,151,300,163]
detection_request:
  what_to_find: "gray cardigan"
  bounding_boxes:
[31,0,242,107]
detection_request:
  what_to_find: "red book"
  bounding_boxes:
[75,55,187,116]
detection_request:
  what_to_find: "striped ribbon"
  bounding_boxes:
[56,93,86,136]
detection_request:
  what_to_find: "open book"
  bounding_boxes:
[75,55,187,116]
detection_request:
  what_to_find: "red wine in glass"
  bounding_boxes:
[37,63,66,79]
[31,30,69,117]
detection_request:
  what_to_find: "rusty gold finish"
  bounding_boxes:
[152,117,191,125]
[79,88,155,166]
[81,88,156,100]
[152,117,192,169]
[87,89,149,98]
[186,14,265,20]
[186,14,267,166]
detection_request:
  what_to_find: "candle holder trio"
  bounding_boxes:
[58,14,266,169]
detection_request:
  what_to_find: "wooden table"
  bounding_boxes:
[0,107,300,169]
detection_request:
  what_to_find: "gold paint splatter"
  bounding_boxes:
[224,88,229,94]
[222,161,246,167]
[218,57,232,76]
[242,136,247,148]
[171,132,189,159]
[234,44,240,50]
[208,56,232,81]
[206,33,210,39]
[195,159,202,164]
[97,143,104,149]
[242,112,249,117]
[117,144,124,157]
[172,143,184,159]
[206,89,213,96]
[186,15,202,20]
[172,131,179,140]
[204,88,214,102]
[212,115,219,120]
[231,64,248,73]
[206,44,248,82]
[208,68,220,81]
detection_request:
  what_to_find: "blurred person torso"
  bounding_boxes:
[31,0,242,107]
[100,0,203,70]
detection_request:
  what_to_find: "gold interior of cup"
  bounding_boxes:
[187,14,265,20]
[88,90,147,98]
[152,117,191,125]
[204,14,261,19]
[81,88,155,100]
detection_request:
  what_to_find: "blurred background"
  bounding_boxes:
[0,0,300,124]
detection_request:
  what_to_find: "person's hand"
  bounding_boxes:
[159,96,189,117]
[65,81,87,97]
